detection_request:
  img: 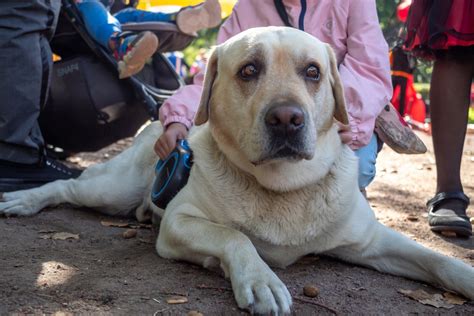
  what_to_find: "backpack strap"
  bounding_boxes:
[274,0,293,27]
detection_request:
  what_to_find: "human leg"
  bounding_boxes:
[392,76,408,116]
[0,0,58,165]
[0,0,81,192]
[114,0,222,35]
[399,77,408,116]
[76,0,122,48]
[427,51,474,236]
[76,0,158,78]
[114,7,178,23]
[354,133,379,193]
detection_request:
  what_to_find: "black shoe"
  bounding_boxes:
[0,158,82,192]
[427,191,472,238]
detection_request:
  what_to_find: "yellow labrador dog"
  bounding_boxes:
[1,27,473,314]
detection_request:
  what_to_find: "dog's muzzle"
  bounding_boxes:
[254,104,312,164]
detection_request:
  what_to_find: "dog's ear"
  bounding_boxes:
[325,44,349,125]
[195,47,218,126]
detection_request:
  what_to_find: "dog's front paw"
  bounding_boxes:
[231,263,292,315]
[0,191,40,216]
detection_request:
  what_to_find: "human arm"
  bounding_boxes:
[339,0,393,149]
[154,122,188,159]
[154,9,245,157]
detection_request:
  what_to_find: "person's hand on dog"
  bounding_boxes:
[336,120,352,145]
[154,122,188,160]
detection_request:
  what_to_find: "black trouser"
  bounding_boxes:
[0,0,60,164]
[392,75,408,117]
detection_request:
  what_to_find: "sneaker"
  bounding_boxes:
[0,158,82,192]
[374,103,427,154]
[111,31,159,79]
[176,0,222,35]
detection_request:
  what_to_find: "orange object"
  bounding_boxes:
[410,94,426,123]
[391,71,427,124]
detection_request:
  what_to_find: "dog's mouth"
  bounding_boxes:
[251,142,312,165]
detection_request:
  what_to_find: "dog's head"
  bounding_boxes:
[196,27,349,191]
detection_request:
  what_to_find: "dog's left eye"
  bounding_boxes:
[305,65,320,81]
[239,64,259,80]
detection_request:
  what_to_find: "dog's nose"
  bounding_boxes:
[265,105,305,135]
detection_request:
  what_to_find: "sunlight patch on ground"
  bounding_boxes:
[36,261,77,288]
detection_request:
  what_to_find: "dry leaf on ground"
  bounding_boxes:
[122,229,137,239]
[443,292,467,305]
[40,232,80,240]
[136,223,153,229]
[100,221,129,228]
[138,238,154,244]
[166,296,188,304]
[101,221,152,229]
[398,289,455,309]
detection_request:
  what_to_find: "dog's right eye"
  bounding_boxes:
[305,65,321,81]
[239,64,259,80]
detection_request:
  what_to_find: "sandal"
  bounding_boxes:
[427,191,472,237]
[374,103,427,154]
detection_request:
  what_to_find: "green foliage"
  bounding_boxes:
[182,26,219,66]
[377,0,403,47]
[413,59,433,84]
[469,107,474,124]
[413,82,430,102]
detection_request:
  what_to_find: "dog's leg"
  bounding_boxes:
[0,167,148,217]
[0,179,77,216]
[0,153,153,217]
[157,203,292,315]
[0,123,163,217]
[329,219,474,299]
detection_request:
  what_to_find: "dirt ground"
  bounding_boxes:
[1,131,473,315]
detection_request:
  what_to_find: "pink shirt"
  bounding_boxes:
[159,0,393,149]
